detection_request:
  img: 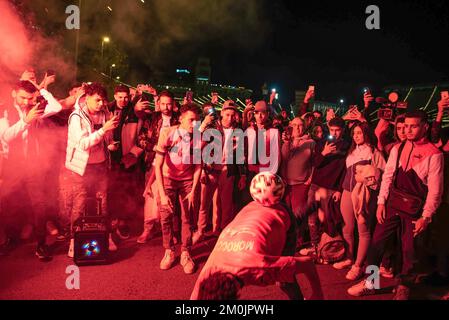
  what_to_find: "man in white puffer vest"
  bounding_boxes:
[64,82,119,257]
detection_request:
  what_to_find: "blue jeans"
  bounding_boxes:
[159,178,193,252]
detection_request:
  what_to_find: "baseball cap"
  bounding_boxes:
[222,100,238,112]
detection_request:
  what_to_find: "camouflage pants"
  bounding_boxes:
[59,163,108,237]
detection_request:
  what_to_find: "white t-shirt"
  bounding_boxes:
[162,114,171,129]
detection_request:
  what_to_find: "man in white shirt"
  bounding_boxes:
[0,79,62,260]
[64,83,119,258]
[193,100,247,244]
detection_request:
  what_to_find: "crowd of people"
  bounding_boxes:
[0,68,448,300]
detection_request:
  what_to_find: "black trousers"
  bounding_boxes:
[367,210,423,285]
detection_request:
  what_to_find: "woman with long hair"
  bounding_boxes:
[333,122,386,280]
[311,124,325,142]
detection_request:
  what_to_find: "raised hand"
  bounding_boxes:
[321,141,336,156]
[102,115,119,132]
[363,92,374,108]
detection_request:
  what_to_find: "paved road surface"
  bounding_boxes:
[0,233,406,300]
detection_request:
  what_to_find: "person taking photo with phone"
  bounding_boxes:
[0,78,62,260]
[64,82,119,258]
[299,117,350,256]
[280,117,316,249]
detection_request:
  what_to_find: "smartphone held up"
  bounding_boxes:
[441,91,449,101]
[441,91,449,110]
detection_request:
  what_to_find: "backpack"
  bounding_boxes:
[316,232,346,264]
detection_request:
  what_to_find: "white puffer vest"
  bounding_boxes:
[65,95,110,176]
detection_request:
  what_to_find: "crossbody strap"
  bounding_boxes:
[392,142,405,188]
[393,141,410,189]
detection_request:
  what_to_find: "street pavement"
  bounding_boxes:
[0,229,447,300]
[0,234,389,300]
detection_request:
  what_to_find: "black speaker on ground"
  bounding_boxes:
[73,195,110,266]
[74,229,109,266]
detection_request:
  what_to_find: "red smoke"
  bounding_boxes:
[0,1,31,105]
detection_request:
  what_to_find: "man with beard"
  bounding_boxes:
[0,78,62,260]
[136,90,180,244]
[108,85,142,240]
[348,111,444,300]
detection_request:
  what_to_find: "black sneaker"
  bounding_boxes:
[35,244,53,262]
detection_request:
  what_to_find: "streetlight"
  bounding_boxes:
[110,64,116,78]
[101,36,110,71]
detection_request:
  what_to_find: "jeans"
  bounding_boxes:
[197,172,219,234]
[159,177,193,252]
[67,163,109,237]
[340,190,374,267]
[142,169,180,235]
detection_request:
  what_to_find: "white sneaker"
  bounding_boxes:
[108,235,117,252]
[160,249,176,270]
[345,265,364,281]
[347,279,376,297]
[299,246,316,256]
[333,259,353,270]
[180,251,196,274]
[68,239,74,258]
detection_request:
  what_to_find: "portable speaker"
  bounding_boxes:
[73,195,110,266]
[74,230,109,266]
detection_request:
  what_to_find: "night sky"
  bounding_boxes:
[201,0,449,104]
[9,0,449,105]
